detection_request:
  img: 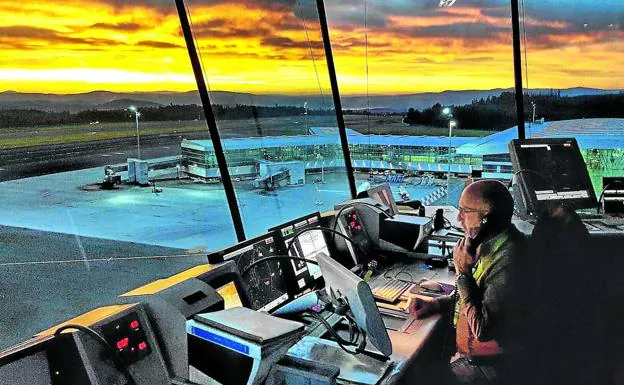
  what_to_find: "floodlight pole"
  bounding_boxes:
[134,111,141,159]
[446,120,455,204]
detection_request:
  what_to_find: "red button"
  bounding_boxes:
[116,337,129,349]
[130,320,140,329]
[357,226,362,231]
[350,221,356,227]
[138,341,148,351]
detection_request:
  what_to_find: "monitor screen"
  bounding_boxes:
[270,212,328,294]
[207,233,289,313]
[509,138,597,214]
[361,183,398,216]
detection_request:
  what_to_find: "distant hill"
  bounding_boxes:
[99,98,162,110]
[0,87,620,113]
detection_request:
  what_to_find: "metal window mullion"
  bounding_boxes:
[316,0,358,198]
[511,0,526,139]
[175,0,246,241]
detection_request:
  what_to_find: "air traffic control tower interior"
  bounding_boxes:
[1,0,623,384]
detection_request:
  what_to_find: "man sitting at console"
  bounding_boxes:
[412,180,524,384]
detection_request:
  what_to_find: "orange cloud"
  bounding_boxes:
[0,0,620,95]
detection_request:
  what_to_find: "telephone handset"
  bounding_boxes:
[465,214,492,256]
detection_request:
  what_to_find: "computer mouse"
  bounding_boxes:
[419,280,444,293]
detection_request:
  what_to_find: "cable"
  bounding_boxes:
[596,181,623,214]
[381,263,413,282]
[395,268,414,283]
[183,0,212,95]
[287,226,372,263]
[344,312,366,351]
[509,168,552,189]
[240,255,318,278]
[54,324,136,385]
[440,284,459,361]
[241,225,371,278]
[513,168,544,178]
[296,0,326,110]
[304,311,359,355]
[331,201,392,246]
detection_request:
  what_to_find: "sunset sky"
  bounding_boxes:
[0,0,621,95]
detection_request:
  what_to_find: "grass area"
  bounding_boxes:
[0,115,494,149]
[343,115,494,137]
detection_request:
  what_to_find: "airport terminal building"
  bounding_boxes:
[181,118,624,191]
[181,127,479,182]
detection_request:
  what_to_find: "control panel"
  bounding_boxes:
[336,207,373,265]
[101,311,152,365]
[77,304,170,385]
[345,210,365,236]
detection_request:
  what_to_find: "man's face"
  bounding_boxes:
[457,189,490,239]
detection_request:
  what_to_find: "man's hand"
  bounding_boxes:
[411,297,440,319]
[453,237,477,275]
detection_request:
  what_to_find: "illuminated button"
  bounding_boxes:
[138,342,148,351]
[350,221,356,227]
[116,337,129,350]
[130,320,140,329]
[356,226,362,231]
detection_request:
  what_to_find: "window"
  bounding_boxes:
[325,0,517,206]
[184,0,351,237]
[0,0,236,348]
[521,0,623,195]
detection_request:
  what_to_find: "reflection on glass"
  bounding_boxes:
[521,0,623,195]
[185,0,351,236]
[323,0,518,207]
[0,1,236,348]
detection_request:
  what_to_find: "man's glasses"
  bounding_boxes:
[458,206,487,216]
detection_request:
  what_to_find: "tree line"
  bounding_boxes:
[0,104,334,129]
[402,92,624,131]
[2,92,622,130]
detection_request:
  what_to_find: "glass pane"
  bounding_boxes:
[521,0,623,195]
[0,1,236,348]
[326,0,517,207]
[185,0,351,237]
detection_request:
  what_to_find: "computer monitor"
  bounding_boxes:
[206,233,289,313]
[316,252,392,357]
[359,183,399,216]
[269,212,328,295]
[509,138,597,215]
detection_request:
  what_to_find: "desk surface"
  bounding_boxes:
[286,260,454,385]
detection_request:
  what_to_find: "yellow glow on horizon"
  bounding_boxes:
[0,0,621,95]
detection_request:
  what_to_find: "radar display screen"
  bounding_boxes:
[217,234,289,312]
[270,212,328,294]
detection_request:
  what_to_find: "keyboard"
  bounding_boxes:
[370,279,412,303]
